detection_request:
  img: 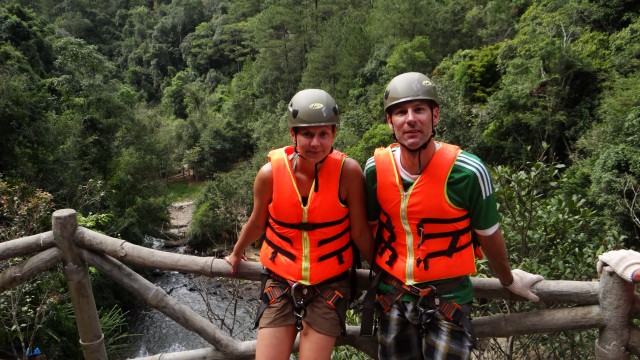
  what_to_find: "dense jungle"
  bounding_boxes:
[1,0,640,358]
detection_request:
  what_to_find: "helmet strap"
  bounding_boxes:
[292,142,333,192]
[313,147,333,192]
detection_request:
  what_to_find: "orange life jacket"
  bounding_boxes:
[260,146,353,285]
[374,143,476,285]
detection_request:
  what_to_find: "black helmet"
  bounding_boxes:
[287,89,340,128]
[383,72,440,112]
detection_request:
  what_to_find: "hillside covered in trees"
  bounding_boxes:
[1,0,640,358]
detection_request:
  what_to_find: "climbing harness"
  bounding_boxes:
[255,269,349,334]
[359,270,467,337]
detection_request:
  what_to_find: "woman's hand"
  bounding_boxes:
[225,252,248,275]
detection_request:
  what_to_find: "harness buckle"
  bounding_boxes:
[323,289,343,309]
[262,286,285,305]
[439,301,463,322]
[404,284,436,297]
[376,294,394,313]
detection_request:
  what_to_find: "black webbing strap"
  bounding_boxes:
[255,269,290,329]
[263,236,296,261]
[359,270,383,337]
[269,212,349,231]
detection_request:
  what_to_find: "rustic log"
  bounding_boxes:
[52,209,108,360]
[471,277,598,305]
[77,226,608,307]
[0,247,62,291]
[75,227,263,280]
[129,325,376,360]
[0,231,55,261]
[130,346,252,360]
[596,267,635,359]
[336,325,378,358]
[634,292,640,315]
[628,326,640,355]
[5,210,640,359]
[472,305,602,338]
[80,248,250,357]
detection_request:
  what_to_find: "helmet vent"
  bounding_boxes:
[291,109,298,119]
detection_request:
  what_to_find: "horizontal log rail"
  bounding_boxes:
[0,209,638,359]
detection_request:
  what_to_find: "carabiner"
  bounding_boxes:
[290,282,307,331]
[290,282,305,306]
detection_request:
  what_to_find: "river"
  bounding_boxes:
[125,202,259,358]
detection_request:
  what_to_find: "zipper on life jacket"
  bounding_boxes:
[301,187,312,285]
[401,188,415,285]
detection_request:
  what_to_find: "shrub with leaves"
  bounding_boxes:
[473,155,621,359]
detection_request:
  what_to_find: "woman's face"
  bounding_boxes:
[290,125,336,162]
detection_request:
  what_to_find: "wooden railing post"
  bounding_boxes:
[596,266,634,359]
[52,209,108,360]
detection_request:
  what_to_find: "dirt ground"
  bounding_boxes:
[166,200,195,243]
[169,200,195,229]
[166,200,261,260]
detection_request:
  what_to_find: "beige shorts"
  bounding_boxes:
[258,277,350,337]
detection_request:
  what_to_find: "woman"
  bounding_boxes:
[226,89,373,360]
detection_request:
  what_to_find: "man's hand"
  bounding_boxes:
[597,249,640,283]
[505,269,544,302]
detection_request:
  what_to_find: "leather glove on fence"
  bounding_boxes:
[505,269,544,302]
[597,249,640,283]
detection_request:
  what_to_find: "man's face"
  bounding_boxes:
[386,100,439,150]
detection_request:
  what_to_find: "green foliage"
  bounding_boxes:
[188,164,257,251]
[474,156,621,358]
[99,306,135,359]
[0,177,53,241]
[0,273,68,360]
[1,0,640,355]
[166,181,206,203]
[589,143,640,242]
[0,4,54,75]
[609,17,640,75]
[0,62,52,182]
[385,36,435,77]
[301,8,372,104]
[343,123,394,168]
[77,212,114,231]
[492,156,618,279]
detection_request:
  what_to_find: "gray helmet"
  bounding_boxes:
[287,89,340,128]
[383,72,440,112]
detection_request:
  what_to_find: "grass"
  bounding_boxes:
[166,181,206,203]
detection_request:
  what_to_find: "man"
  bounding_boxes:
[363,72,544,360]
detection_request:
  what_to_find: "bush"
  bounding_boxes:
[473,157,621,359]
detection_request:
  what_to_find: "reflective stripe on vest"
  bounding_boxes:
[374,143,476,285]
[260,146,353,285]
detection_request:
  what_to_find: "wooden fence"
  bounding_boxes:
[1,209,639,359]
